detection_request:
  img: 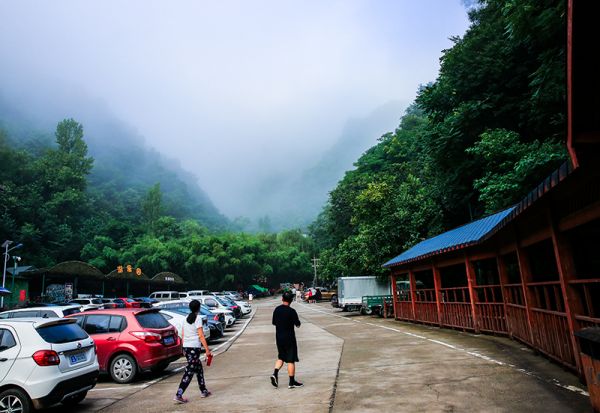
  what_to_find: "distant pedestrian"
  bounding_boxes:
[270,291,303,389]
[295,288,301,302]
[174,300,212,403]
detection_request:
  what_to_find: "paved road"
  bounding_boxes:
[56,298,591,412]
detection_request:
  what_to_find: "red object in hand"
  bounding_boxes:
[206,353,213,366]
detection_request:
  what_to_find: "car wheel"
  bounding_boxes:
[61,391,87,406]
[110,354,138,384]
[0,388,31,413]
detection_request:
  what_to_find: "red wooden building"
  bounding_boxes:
[383,0,600,376]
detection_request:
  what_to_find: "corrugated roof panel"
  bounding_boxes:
[383,206,516,268]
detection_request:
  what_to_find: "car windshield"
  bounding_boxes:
[91,299,102,304]
[214,296,228,306]
[126,298,136,303]
[37,322,88,343]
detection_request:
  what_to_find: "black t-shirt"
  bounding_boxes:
[272,304,301,339]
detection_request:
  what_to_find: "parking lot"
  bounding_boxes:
[41,297,591,413]
[44,310,255,413]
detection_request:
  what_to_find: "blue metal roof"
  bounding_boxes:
[383,206,517,268]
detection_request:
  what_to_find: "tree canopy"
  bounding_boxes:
[311,0,568,280]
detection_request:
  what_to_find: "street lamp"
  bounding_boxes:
[1,240,23,308]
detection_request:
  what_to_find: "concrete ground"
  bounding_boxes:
[60,297,592,413]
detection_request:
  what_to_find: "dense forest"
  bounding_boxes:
[311,0,568,279]
[0,119,315,289]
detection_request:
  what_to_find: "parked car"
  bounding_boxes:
[235,300,252,315]
[159,309,209,340]
[221,291,243,301]
[187,290,211,297]
[216,292,250,314]
[134,297,159,307]
[0,318,99,411]
[193,296,236,327]
[67,308,181,383]
[154,301,227,331]
[216,296,243,318]
[0,305,83,319]
[149,291,181,302]
[113,297,141,308]
[68,298,104,311]
[101,298,124,309]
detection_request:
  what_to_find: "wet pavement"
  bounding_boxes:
[57,297,591,412]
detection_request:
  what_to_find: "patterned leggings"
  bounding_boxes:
[176,347,206,396]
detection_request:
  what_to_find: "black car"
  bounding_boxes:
[134,297,158,308]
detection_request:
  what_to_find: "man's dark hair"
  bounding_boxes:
[282,291,294,303]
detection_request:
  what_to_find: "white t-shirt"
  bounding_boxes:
[182,316,203,348]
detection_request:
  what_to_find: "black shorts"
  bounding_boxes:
[276,337,299,363]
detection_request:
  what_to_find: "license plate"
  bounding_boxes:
[69,352,86,364]
[163,336,175,345]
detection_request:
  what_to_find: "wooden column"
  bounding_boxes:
[390,272,398,320]
[409,270,417,320]
[548,208,583,372]
[432,264,443,326]
[515,241,536,345]
[496,254,513,338]
[465,255,480,333]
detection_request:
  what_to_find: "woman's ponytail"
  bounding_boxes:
[187,299,200,324]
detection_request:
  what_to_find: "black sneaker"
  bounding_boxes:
[288,380,304,389]
[270,374,278,388]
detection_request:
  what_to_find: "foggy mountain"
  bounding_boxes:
[0,93,228,230]
[249,101,404,231]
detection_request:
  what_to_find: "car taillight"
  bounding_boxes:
[232,306,239,309]
[32,350,60,366]
[130,331,162,343]
[213,315,219,321]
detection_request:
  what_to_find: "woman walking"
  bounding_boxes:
[174,300,212,403]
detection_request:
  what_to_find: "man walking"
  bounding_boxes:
[271,291,303,389]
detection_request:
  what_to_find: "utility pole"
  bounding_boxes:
[311,257,320,287]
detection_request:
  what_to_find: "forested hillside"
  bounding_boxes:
[311,0,568,279]
[0,116,315,289]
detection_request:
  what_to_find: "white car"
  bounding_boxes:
[194,296,236,327]
[68,298,104,311]
[0,305,83,319]
[0,318,99,411]
[235,300,252,315]
[159,310,210,340]
[154,300,235,327]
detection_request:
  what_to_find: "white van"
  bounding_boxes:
[187,290,211,297]
[149,291,181,302]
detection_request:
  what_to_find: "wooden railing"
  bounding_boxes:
[414,288,438,324]
[474,285,507,333]
[440,287,474,330]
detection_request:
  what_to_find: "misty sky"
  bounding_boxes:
[0,1,469,218]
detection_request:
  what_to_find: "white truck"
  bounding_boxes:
[333,276,391,312]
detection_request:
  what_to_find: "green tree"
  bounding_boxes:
[142,183,163,234]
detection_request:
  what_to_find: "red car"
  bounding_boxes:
[67,308,181,383]
[113,297,141,308]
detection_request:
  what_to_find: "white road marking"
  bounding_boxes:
[90,310,257,392]
[299,303,589,397]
